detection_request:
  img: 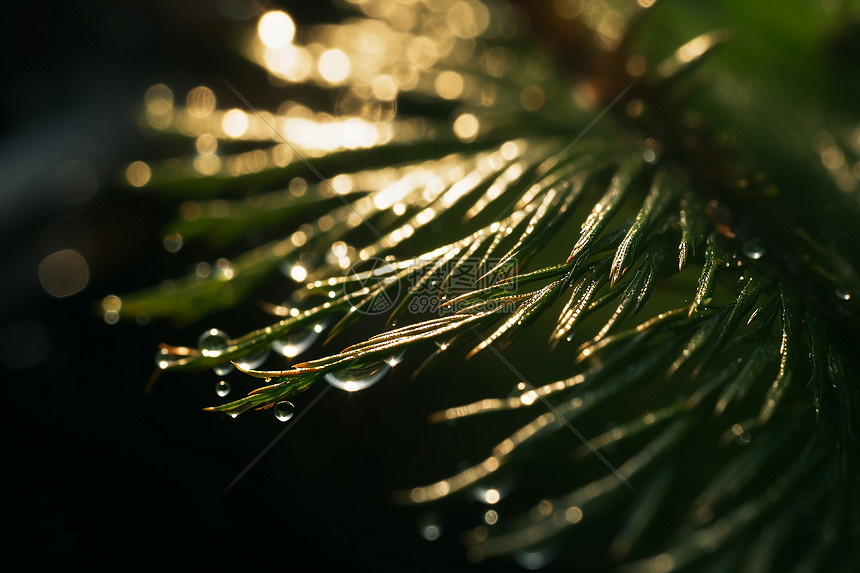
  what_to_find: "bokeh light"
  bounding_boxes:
[125,161,151,187]
[434,71,464,100]
[258,10,295,49]
[318,49,351,83]
[39,249,89,298]
[186,86,216,118]
[102,294,122,324]
[222,109,249,138]
[453,113,479,142]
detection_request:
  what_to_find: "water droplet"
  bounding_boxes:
[199,328,230,357]
[741,239,765,260]
[274,401,295,422]
[234,347,271,370]
[272,323,325,358]
[215,380,231,397]
[325,351,405,392]
[836,289,851,301]
[213,363,234,376]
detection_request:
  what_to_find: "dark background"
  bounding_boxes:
[0,2,556,570]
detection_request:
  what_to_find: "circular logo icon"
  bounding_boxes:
[343,257,402,316]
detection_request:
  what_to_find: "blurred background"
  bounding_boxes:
[1,1,499,569]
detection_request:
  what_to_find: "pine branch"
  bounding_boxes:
[113,1,860,570]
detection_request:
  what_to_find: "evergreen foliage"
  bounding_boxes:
[119,1,860,570]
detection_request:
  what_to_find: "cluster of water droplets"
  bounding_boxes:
[170,300,407,417]
[193,303,329,380]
